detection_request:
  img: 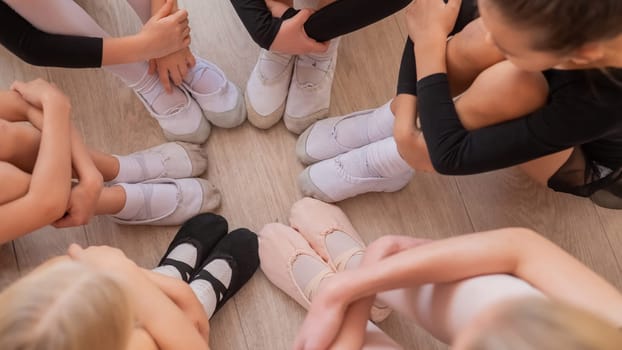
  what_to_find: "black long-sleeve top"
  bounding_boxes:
[0,1,102,68]
[228,0,411,49]
[417,69,622,175]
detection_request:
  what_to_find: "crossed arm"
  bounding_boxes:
[294,228,622,349]
[0,80,104,243]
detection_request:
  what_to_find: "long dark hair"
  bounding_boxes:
[485,0,622,53]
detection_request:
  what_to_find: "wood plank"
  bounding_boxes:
[456,169,622,290]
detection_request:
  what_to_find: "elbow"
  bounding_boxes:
[13,46,51,67]
[33,193,68,223]
[429,155,459,175]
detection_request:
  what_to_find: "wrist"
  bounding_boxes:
[81,171,104,190]
[414,38,448,79]
[42,96,72,118]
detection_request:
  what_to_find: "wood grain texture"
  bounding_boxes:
[0,1,620,349]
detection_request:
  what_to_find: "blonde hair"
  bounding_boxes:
[467,298,622,350]
[0,261,134,350]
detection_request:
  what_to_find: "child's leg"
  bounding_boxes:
[0,120,40,173]
[376,275,545,344]
[453,60,548,130]
[393,60,548,172]
[125,0,152,23]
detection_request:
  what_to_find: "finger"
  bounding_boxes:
[293,8,315,24]
[171,66,184,86]
[153,0,174,19]
[178,63,189,81]
[67,243,84,258]
[9,80,24,92]
[186,52,196,68]
[447,0,463,9]
[307,40,329,54]
[182,27,191,40]
[159,67,172,93]
[174,9,189,23]
[149,59,157,74]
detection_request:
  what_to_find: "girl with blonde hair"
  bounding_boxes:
[0,213,259,350]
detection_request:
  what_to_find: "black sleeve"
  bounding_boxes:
[416,73,612,175]
[229,0,411,49]
[229,0,283,49]
[303,0,411,42]
[0,1,103,68]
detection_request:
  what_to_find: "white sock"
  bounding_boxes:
[184,58,225,94]
[337,101,395,148]
[113,183,178,221]
[152,244,198,280]
[190,259,232,319]
[132,71,188,115]
[366,137,412,178]
[261,51,294,79]
[334,138,410,179]
[111,153,165,184]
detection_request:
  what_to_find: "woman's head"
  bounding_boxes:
[454,298,622,350]
[478,0,622,71]
[0,260,134,350]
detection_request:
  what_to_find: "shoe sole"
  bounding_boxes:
[295,125,321,165]
[246,92,286,130]
[298,167,336,203]
[284,108,329,135]
[203,85,247,129]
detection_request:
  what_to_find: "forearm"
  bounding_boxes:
[30,100,72,208]
[329,297,373,349]
[144,270,204,313]
[102,36,152,66]
[331,229,530,304]
[125,268,208,350]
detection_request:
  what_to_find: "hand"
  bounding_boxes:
[176,283,211,341]
[405,0,462,43]
[10,79,70,110]
[294,276,349,350]
[149,48,196,92]
[67,244,136,273]
[270,9,328,55]
[139,0,191,59]
[52,175,103,228]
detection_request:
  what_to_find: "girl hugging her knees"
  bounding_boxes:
[0,79,220,244]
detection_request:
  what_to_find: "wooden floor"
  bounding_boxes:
[1,1,621,349]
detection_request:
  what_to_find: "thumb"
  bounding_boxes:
[9,80,24,92]
[153,0,174,20]
[447,0,462,13]
[307,40,329,54]
[67,243,84,259]
[293,8,315,24]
